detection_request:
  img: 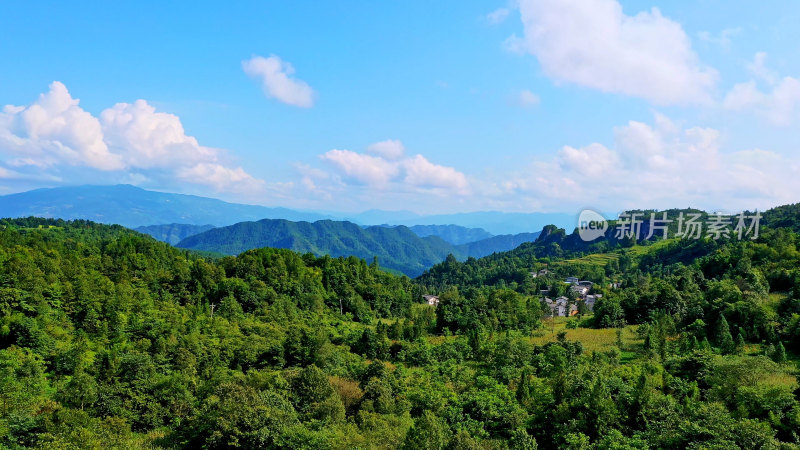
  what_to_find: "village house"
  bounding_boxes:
[423,295,440,307]
[570,284,590,297]
[569,304,578,316]
[565,276,579,284]
[584,294,602,312]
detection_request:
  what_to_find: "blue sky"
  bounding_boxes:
[1,1,799,215]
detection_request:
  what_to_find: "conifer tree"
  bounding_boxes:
[774,342,787,363]
[716,315,735,354]
[517,368,531,403]
[735,332,746,355]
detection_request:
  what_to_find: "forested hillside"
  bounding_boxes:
[175,219,455,277]
[176,219,541,277]
[1,215,800,448]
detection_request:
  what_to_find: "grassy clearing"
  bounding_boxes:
[557,253,618,267]
[425,316,643,355]
[553,239,678,268]
[531,316,642,353]
[765,291,789,313]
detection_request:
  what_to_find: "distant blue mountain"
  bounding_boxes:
[0,184,570,235]
[134,223,216,245]
[337,210,574,235]
[406,224,493,245]
[0,184,332,228]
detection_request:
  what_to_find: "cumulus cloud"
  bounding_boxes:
[492,114,797,212]
[723,53,800,126]
[321,149,400,186]
[0,82,263,194]
[319,142,469,195]
[100,100,220,169]
[0,82,124,171]
[402,154,469,193]
[242,55,315,108]
[175,163,264,193]
[558,143,619,177]
[367,139,405,160]
[515,0,717,105]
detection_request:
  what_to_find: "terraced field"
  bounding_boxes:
[553,238,679,268]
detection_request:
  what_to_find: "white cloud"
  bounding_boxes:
[747,52,777,84]
[367,139,406,160]
[176,163,264,193]
[0,82,124,171]
[318,144,469,196]
[723,53,800,126]
[515,0,717,105]
[518,89,540,107]
[491,114,799,212]
[242,55,315,108]
[0,82,264,194]
[402,154,469,193]
[100,99,219,169]
[487,8,510,25]
[321,149,400,186]
[558,143,619,177]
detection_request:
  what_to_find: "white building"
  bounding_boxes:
[423,295,440,307]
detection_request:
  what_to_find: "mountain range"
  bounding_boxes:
[175,219,540,277]
[0,185,573,234]
[0,184,331,228]
[134,223,217,245]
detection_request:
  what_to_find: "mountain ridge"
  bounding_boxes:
[176,218,541,277]
[0,185,568,234]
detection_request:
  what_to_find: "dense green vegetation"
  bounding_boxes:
[176,219,456,277]
[177,219,540,277]
[2,208,800,449]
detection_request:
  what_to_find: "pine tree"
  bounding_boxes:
[774,342,787,363]
[700,337,712,352]
[735,332,746,355]
[643,331,652,356]
[716,315,735,354]
[517,368,531,403]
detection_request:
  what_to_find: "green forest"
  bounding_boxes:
[1,212,800,449]
[173,218,540,278]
